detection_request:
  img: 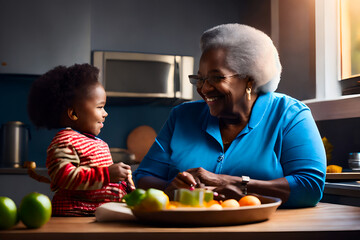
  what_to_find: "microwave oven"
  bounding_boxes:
[92,51,194,100]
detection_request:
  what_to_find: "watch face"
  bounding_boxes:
[242,176,250,183]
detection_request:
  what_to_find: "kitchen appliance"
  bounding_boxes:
[0,121,30,168]
[92,51,194,100]
[348,152,360,170]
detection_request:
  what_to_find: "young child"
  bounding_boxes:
[27,63,134,216]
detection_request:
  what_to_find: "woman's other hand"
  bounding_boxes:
[164,171,197,199]
[108,162,131,183]
[213,185,245,201]
[186,167,227,187]
[185,168,246,200]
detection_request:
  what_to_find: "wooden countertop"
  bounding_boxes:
[1,202,360,240]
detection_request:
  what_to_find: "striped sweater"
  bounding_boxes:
[46,128,133,216]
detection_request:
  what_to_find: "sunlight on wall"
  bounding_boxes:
[340,0,360,79]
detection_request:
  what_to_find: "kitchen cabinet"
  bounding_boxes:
[303,94,360,121]
[1,202,359,240]
[322,181,360,207]
[0,1,91,75]
[0,168,53,205]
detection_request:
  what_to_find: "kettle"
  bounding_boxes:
[0,121,30,168]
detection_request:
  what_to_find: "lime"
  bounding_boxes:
[123,189,146,207]
[135,188,169,211]
[0,196,18,230]
[175,188,208,207]
[204,190,214,203]
[19,192,52,229]
[175,188,194,206]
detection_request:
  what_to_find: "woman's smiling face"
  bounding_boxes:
[197,48,248,119]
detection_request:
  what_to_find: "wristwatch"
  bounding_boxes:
[241,176,250,195]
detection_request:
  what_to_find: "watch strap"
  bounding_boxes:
[241,175,250,195]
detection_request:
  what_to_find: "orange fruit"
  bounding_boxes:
[0,196,18,230]
[326,165,342,173]
[221,199,240,208]
[205,200,220,207]
[167,204,177,210]
[167,201,180,209]
[19,192,52,229]
[208,203,222,210]
[239,195,261,207]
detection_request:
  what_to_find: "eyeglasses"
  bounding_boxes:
[188,74,240,88]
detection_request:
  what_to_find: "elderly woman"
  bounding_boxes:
[133,24,326,208]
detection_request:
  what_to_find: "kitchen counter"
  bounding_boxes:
[0,168,53,206]
[1,202,360,240]
[0,167,48,175]
[322,181,360,207]
[325,181,360,196]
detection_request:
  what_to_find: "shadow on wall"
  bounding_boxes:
[0,74,173,167]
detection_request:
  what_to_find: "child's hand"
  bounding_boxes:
[108,162,132,183]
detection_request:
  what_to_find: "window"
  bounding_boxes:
[314,0,341,100]
[315,0,360,98]
[339,0,360,95]
[303,0,360,121]
[340,0,360,79]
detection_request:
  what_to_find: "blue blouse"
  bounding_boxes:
[133,92,326,207]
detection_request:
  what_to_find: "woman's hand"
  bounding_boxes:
[164,167,242,200]
[213,185,246,201]
[185,168,248,200]
[108,162,132,183]
[164,171,197,199]
[185,167,228,187]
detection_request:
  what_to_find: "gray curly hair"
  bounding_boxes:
[200,23,282,93]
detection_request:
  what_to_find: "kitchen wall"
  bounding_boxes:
[2,0,351,170]
[5,0,343,171]
[0,0,274,167]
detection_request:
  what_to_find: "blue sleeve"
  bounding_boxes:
[133,107,176,186]
[281,105,326,208]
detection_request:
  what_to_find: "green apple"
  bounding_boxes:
[19,192,52,229]
[123,188,146,207]
[134,188,169,211]
[0,196,18,229]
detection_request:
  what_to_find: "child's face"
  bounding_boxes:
[72,83,108,136]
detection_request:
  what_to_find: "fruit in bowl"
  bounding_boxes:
[122,189,146,207]
[124,188,169,212]
[174,188,214,207]
[123,188,262,212]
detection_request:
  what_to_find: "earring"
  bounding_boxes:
[71,114,78,120]
[246,87,251,101]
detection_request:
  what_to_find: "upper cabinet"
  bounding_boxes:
[0,1,91,75]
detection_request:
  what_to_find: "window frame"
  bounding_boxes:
[300,0,360,120]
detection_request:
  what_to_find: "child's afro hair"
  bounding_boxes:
[27,63,99,129]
